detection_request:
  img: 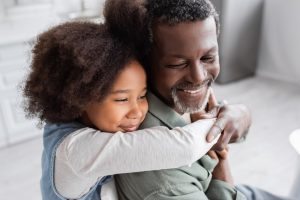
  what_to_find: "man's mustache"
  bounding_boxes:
[174,79,214,90]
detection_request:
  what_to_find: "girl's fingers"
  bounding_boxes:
[206,117,227,142]
[207,150,219,161]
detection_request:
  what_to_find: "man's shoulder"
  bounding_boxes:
[118,157,213,183]
[115,160,212,199]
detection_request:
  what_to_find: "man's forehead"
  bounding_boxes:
[152,18,218,55]
[153,18,216,40]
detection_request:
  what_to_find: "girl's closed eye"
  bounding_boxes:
[114,93,147,102]
[139,93,147,100]
[114,98,128,102]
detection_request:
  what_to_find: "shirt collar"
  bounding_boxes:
[147,92,187,128]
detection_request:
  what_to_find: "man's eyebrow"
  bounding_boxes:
[166,46,219,58]
[167,54,186,58]
[206,46,218,54]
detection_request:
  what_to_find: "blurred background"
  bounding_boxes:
[0,0,299,199]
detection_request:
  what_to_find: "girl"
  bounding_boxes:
[23,21,218,200]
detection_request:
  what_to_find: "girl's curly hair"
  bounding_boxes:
[104,0,151,61]
[23,21,138,123]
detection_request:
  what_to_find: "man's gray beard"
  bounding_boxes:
[171,87,211,114]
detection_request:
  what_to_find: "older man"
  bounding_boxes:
[104,0,293,200]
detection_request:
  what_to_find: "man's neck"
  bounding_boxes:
[181,113,191,124]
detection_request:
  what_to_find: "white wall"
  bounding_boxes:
[0,1,4,19]
[257,0,300,85]
[0,0,106,147]
[210,0,264,83]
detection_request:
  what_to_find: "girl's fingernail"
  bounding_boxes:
[207,134,214,142]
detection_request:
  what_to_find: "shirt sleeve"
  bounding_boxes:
[142,181,246,200]
[206,180,247,200]
[115,157,243,200]
[54,118,219,199]
[144,186,210,200]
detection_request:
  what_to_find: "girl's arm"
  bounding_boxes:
[55,118,219,199]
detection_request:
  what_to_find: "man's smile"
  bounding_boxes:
[177,86,208,99]
[175,79,211,96]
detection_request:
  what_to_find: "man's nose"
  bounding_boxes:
[127,102,143,119]
[187,61,207,84]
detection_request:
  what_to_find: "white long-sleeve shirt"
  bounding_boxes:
[55,118,219,199]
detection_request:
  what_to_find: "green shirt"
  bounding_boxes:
[115,92,246,200]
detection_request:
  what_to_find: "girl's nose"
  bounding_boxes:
[127,103,143,119]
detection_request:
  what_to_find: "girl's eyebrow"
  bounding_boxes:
[111,90,130,94]
[111,87,147,94]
